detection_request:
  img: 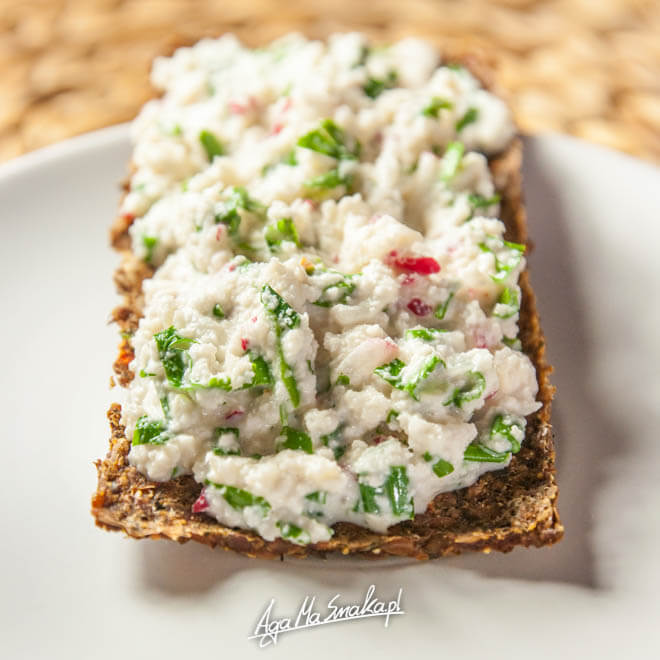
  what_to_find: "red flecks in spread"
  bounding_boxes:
[122,212,136,222]
[271,122,284,135]
[241,338,249,351]
[401,274,416,286]
[192,491,209,513]
[303,199,318,210]
[216,226,224,241]
[467,288,477,299]
[473,331,488,348]
[485,390,498,402]
[332,255,339,264]
[251,316,257,323]
[407,298,432,316]
[281,97,293,112]
[391,255,441,275]
[372,435,385,445]
[225,409,244,420]
[229,101,247,114]
[368,213,383,224]
[228,263,236,272]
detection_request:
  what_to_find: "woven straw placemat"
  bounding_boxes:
[1,0,658,163]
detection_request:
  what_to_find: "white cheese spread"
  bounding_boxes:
[121,32,541,544]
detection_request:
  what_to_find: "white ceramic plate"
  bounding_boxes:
[1,125,659,659]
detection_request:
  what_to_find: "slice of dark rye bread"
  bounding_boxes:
[91,49,563,560]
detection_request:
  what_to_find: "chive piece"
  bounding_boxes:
[153,326,195,388]
[463,443,510,463]
[490,414,524,453]
[440,141,464,182]
[374,358,406,388]
[214,427,240,438]
[199,129,225,160]
[502,336,522,351]
[305,491,327,503]
[444,371,486,408]
[321,426,345,460]
[212,303,225,319]
[261,285,301,408]
[405,327,448,341]
[456,107,479,132]
[386,409,399,424]
[303,168,353,192]
[276,521,311,545]
[335,374,350,386]
[160,395,170,419]
[265,217,301,250]
[468,192,501,210]
[142,236,157,264]
[297,119,360,160]
[281,426,313,454]
[205,481,271,515]
[405,355,445,401]
[493,286,520,319]
[133,416,169,446]
[212,426,241,456]
[479,236,526,282]
[434,292,455,320]
[422,452,455,478]
[384,466,414,517]
[353,482,380,514]
[363,71,398,99]
[421,96,453,118]
[244,353,274,388]
[313,274,356,307]
[139,369,156,378]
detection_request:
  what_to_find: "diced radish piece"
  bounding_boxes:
[241,338,249,351]
[407,298,432,316]
[391,255,440,275]
[225,409,243,420]
[192,491,209,513]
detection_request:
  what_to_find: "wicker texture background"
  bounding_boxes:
[1,0,659,163]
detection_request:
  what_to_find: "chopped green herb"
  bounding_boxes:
[405,327,448,341]
[305,491,327,503]
[280,426,313,454]
[405,355,445,401]
[183,375,232,392]
[455,107,479,132]
[139,369,156,378]
[142,235,157,264]
[215,186,265,236]
[133,416,169,446]
[384,466,414,517]
[313,274,356,307]
[502,336,522,351]
[303,168,353,192]
[205,481,271,515]
[212,303,225,319]
[154,326,195,388]
[468,192,501,210]
[490,414,524,453]
[276,521,311,545]
[265,217,301,250]
[386,409,399,424]
[440,141,464,182]
[434,291,455,320]
[335,374,350,386]
[214,427,240,438]
[353,482,380,514]
[363,71,398,98]
[199,129,225,160]
[244,353,274,388]
[374,358,406,388]
[261,284,301,408]
[297,119,360,160]
[478,236,526,282]
[213,447,241,456]
[493,286,520,319]
[422,451,455,478]
[306,359,314,374]
[422,96,453,118]
[321,425,345,460]
[353,466,413,517]
[463,443,510,463]
[160,395,170,418]
[444,371,486,408]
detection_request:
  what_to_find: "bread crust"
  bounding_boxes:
[92,50,563,559]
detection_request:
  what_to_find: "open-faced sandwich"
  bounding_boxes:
[92,32,562,558]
